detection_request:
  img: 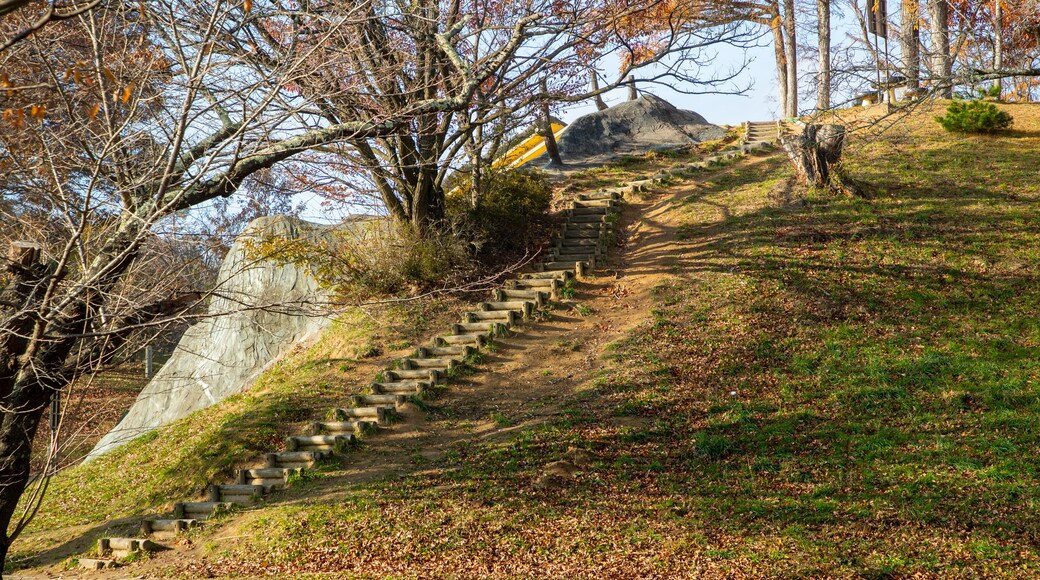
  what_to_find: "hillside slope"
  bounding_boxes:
[15,101,1040,578]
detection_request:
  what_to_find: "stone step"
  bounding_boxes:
[79,558,119,570]
[265,450,326,469]
[386,368,441,382]
[173,501,233,520]
[573,198,619,208]
[141,518,199,536]
[507,278,561,293]
[627,179,654,191]
[479,300,534,318]
[577,190,622,201]
[550,253,597,266]
[562,229,606,239]
[336,406,392,423]
[517,270,573,281]
[286,433,354,453]
[350,393,407,408]
[371,380,431,395]
[237,467,303,487]
[310,419,378,437]
[569,206,611,216]
[568,214,608,223]
[564,221,607,230]
[417,345,474,358]
[209,483,266,505]
[494,289,547,307]
[401,356,458,370]
[98,537,161,559]
[539,261,589,276]
[559,237,602,247]
[451,321,508,335]
[464,309,517,324]
[433,333,488,347]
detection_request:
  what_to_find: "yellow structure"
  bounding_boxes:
[494,122,567,169]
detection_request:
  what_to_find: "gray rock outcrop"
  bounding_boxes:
[537,94,727,165]
[87,216,337,460]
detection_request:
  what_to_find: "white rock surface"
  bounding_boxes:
[88,216,336,460]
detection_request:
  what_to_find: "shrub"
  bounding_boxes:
[448,169,553,262]
[935,100,1013,134]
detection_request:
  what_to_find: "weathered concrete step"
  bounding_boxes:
[494,288,548,306]
[98,537,161,558]
[507,278,561,293]
[417,345,474,358]
[517,270,573,281]
[559,237,602,247]
[79,558,119,570]
[336,406,392,422]
[569,206,612,216]
[451,321,509,335]
[567,214,608,223]
[350,393,407,408]
[209,483,266,505]
[577,190,622,201]
[238,467,303,487]
[265,450,327,469]
[561,233,606,242]
[550,253,597,266]
[573,198,619,208]
[401,356,459,370]
[141,518,199,535]
[386,368,441,382]
[434,333,488,347]
[371,380,431,395]
[564,221,607,230]
[310,419,378,436]
[173,501,233,520]
[479,300,534,318]
[464,309,517,324]
[538,261,589,276]
[286,433,354,452]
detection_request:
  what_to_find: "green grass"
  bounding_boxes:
[185,105,1040,577]
[21,104,1040,577]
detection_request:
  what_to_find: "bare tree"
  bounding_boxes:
[928,0,952,96]
[817,0,832,110]
[901,0,921,91]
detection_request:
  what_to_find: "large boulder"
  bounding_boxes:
[538,94,727,165]
[87,216,338,460]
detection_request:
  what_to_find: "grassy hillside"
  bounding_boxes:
[19,101,1040,578]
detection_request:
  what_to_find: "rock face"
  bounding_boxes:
[539,94,727,165]
[88,216,336,460]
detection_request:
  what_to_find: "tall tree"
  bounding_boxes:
[782,0,798,116]
[902,0,921,91]
[929,0,953,96]
[817,0,831,110]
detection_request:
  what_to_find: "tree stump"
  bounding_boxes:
[781,124,846,189]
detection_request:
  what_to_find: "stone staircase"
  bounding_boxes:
[741,120,805,152]
[78,182,637,570]
[76,135,777,570]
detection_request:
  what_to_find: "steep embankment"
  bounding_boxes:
[90,216,338,459]
[17,101,1040,578]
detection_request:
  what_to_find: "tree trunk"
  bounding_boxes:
[590,70,608,111]
[770,1,788,118]
[626,75,638,101]
[780,124,846,189]
[816,0,831,111]
[928,0,952,97]
[901,0,920,92]
[540,78,563,166]
[782,0,798,118]
[993,0,1003,95]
